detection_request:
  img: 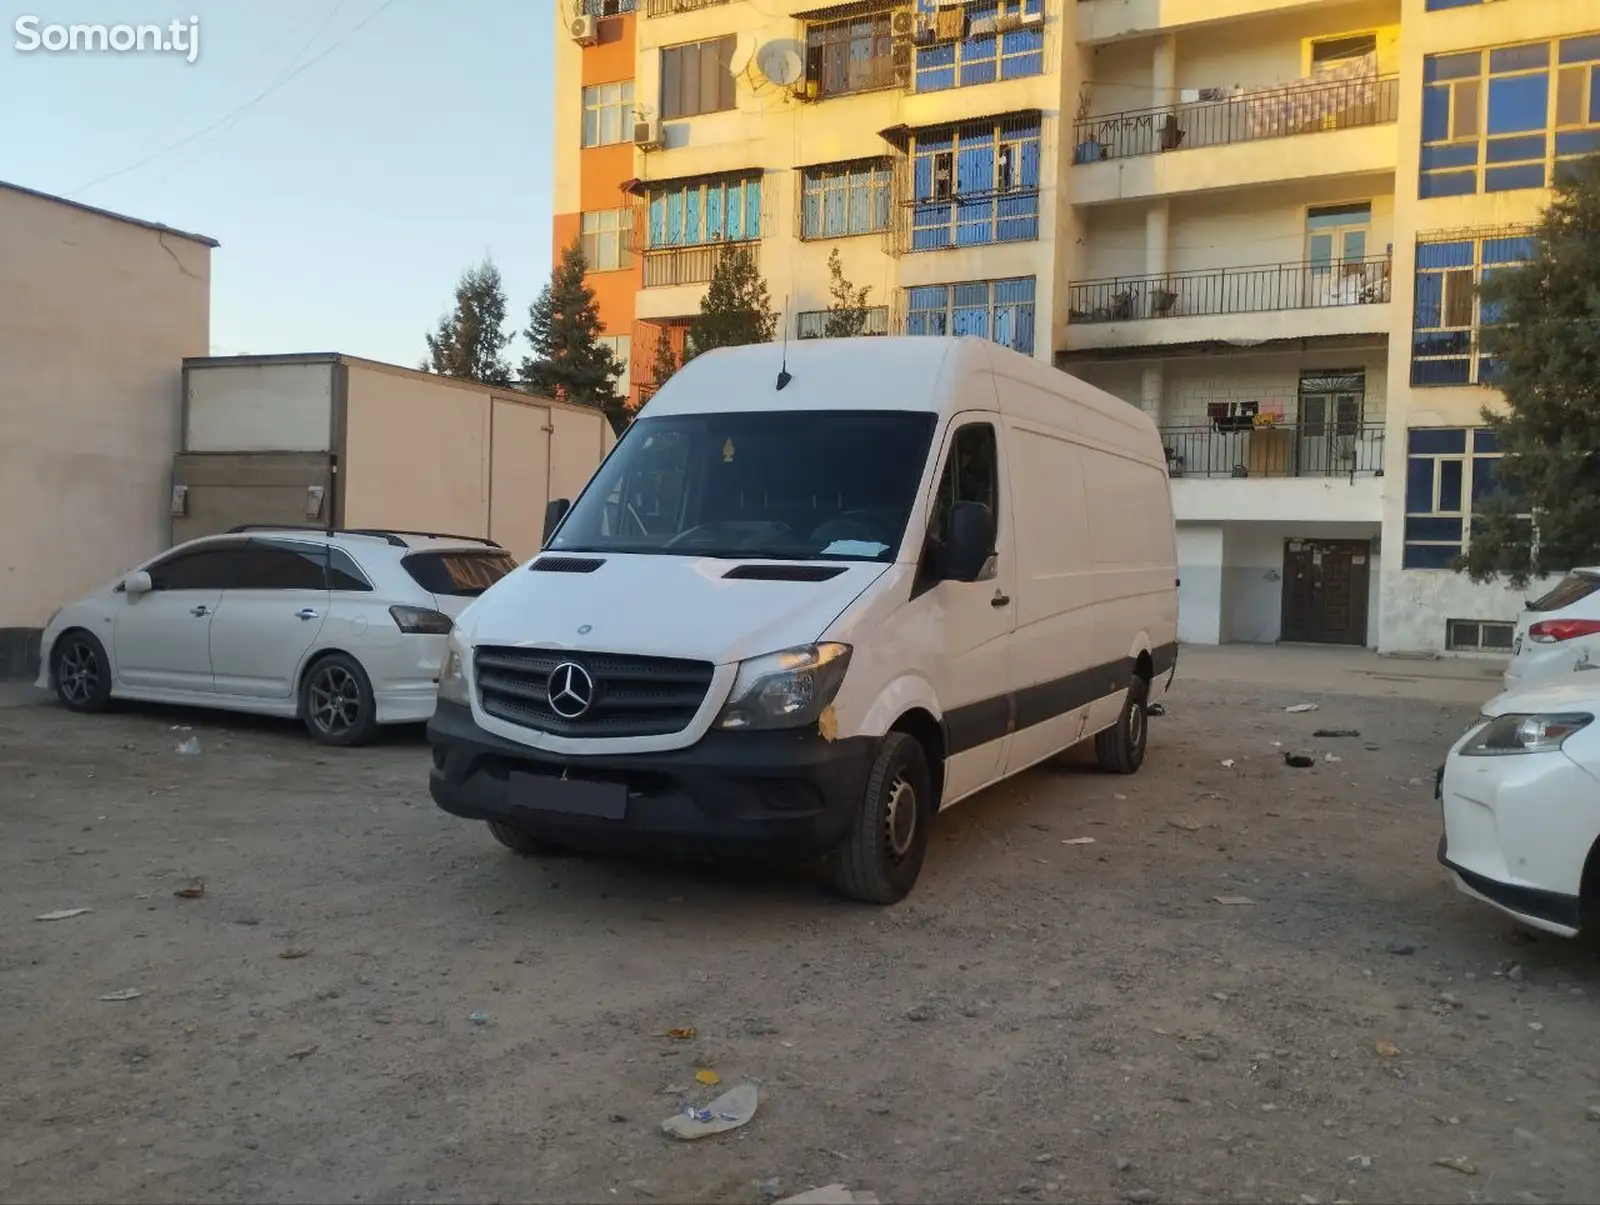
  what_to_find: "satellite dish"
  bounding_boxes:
[754,40,804,88]
[728,33,756,77]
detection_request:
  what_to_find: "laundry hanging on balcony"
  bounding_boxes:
[1238,52,1378,140]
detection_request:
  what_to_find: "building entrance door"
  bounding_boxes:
[1281,539,1370,645]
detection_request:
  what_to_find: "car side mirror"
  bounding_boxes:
[122,570,153,597]
[941,501,996,583]
[543,498,571,545]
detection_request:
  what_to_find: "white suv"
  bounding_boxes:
[1504,568,1600,692]
[35,526,518,745]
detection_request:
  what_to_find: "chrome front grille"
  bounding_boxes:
[473,646,715,738]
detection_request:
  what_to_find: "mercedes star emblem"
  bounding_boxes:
[547,661,595,719]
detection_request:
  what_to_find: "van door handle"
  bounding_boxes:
[991,593,1010,608]
[296,608,320,621]
[190,605,210,618]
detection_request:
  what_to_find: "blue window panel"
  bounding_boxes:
[725,182,744,240]
[1486,74,1550,134]
[995,194,1039,242]
[1414,330,1474,356]
[648,194,666,246]
[1486,133,1547,163]
[1001,28,1044,79]
[1560,34,1600,64]
[1422,86,1451,142]
[1486,162,1547,192]
[1409,428,1468,456]
[1427,0,1481,7]
[1438,458,1464,511]
[1473,428,1499,454]
[1412,357,1473,386]
[1420,170,1477,198]
[1557,128,1600,158]
[1413,273,1444,327]
[1425,52,1481,84]
[1406,516,1465,542]
[706,184,725,240]
[1023,0,1041,13]
[664,192,684,245]
[912,153,933,201]
[801,180,820,239]
[1416,241,1474,270]
[1479,357,1507,383]
[1483,236,1536,264]
[915,42,955,92]
[873,175,892,231]
[954,198,993,246]
[1421,142,1479,170]
[745,183,761,239]
[1020,138,1041,187]
[1406,457,1435,512]
[1490,43,1551,74]
[995,277,1035,305]
[1472,458,1500,506]
[960,37,998,88]
[951,303,988,339]
[912,206,950,251]
[1404,543,1461,569]
[956,140,993,195]
[683,188,701,244]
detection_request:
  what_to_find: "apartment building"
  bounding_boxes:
[549,0,1600,656]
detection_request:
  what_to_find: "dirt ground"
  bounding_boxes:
[2,655,1598,1205]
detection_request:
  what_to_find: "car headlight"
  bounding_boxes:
[1459,712,1593,756]
[716,643,852,732]
[437,630,470,706]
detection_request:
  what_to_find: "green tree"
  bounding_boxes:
[686,246,776,358]
[1458,156,1600,588]
[647,326,681,395]
[423,258,513,387]
[520,238,625,429]
[822,248,873,337]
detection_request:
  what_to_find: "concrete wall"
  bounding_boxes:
[185,361,333,452]
[1222,520,1380,645]
[1177,524,1224,644]
[0,185,212,673]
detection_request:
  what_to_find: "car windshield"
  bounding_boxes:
[550,409,938,562]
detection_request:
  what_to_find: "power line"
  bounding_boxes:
[67,0,402,197]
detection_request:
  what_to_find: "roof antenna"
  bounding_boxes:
[776,293,792,391]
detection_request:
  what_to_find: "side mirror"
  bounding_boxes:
[543,497,572,544]
[122,570,153,597]
[942,501,996,583]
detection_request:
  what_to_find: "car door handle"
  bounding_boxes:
[190,605,210,618]
[296,608,320,621]
[991,593,1011,608]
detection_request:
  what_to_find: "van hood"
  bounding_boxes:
[458,553,891,664]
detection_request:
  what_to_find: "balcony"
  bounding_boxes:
[1064,256,1393,351]
[1075,0,1336,44]
[641,240,760,288]
[643,0,724,14]
[1071,75,1400,203]
[1162,420,1386,523]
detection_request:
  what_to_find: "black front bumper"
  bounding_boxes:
[427,700,879,860]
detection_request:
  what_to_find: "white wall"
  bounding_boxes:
[1177,523,1224,643]
[1222,520,1381,645]
[185,361,333,452]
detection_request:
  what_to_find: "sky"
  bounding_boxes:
[1,0,555,365]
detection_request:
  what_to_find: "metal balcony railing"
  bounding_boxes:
[644,0,726,14]
[1073,74,1399,163]
[1069,255,1392,324]
[1160,421,1386,480]
[641,240,760,288]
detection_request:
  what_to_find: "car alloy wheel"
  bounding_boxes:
[308,663,363,737]
[57,639,100,706]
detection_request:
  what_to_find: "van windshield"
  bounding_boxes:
[550,409,938,562]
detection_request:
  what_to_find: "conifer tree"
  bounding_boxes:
[521,239,623,429]
[686,246,776,358]
[423,258,513,387]
[822,248,873,337]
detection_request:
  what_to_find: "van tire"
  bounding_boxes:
[1096,674,1148,775]
[830,731,932,905]
[487,821,568,858]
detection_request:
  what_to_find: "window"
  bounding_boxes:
[1312,34,1377,72]
[660,36,736,120]
[146,542,251,591]
[578,0,636,13]
[914,0,1044,93]
[581,208,632,271]
[598,334,632,397]
[1412,230,1536,386]
[581,81,634,148]
[929,423,999,545]
[905,277,1036,355]
[401,551,519,597]
[797,306,891,339]
[1420,34,1600,198]
[1403,427,1504,569]
[1305,203,1371,269]
[328,549,372,593]
[911,117,1040,250]
[1446,618,1516,652]
[646,173,761,246]
[235,541,330,590]
[801,160,892,239]
[805,12,896,98]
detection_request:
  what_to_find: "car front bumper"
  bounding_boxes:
[426,700,879,861]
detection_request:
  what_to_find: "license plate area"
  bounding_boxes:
[509,772,628,820]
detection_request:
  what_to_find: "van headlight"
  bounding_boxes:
[716,643,852,731]
[437,631,471,706]
[1459,712,1592,756]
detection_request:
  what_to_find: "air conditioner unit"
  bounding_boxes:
[570,14,598,44]
[634,118,663,150]
[890,8,916,37]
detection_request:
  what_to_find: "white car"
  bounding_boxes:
[1437,678,1600,937]
[1503,567,1600,691]
[35,526,518,746]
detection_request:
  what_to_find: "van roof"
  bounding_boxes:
[641,336,983,417]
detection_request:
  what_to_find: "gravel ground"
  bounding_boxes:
[2,668,1598,1205]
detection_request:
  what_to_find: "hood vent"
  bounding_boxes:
[530,556,605,574]
[723,563,848,582]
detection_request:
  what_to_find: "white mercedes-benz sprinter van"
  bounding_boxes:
[428,337,1178,903]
